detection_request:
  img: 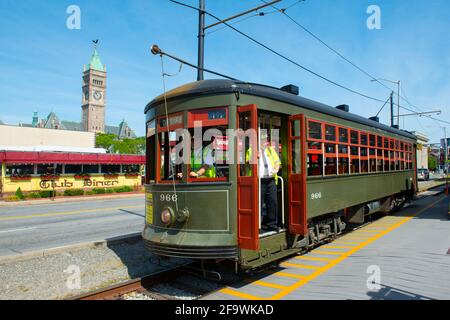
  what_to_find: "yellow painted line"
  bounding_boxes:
[0,205,142,221]
[311,250,345,256]
[281,262,320,270]
[273,272,306,279]
[266,196,446,300]
[331,241,362,245]
[295,256,333,262]
[353,229,386,233]
[321,245,354,249]
[219,288,263,300]
[253,280,287,290]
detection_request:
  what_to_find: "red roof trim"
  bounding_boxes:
[0,151,145,165]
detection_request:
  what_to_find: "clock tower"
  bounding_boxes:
[82,42,106,133]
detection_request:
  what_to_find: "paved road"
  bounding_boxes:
[207,188,450,300]
[0,196,145,257]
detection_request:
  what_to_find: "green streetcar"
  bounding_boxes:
[143,80,417,270]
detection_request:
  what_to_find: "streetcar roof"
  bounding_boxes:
[145,79,416,140]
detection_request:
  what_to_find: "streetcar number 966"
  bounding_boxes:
[311,192,322,200]
[160,194,178,202]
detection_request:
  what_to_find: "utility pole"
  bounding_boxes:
[390,91,394,127]
[197,0,206,81]
[397,80,401,127]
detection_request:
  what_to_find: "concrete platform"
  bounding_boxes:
[205,191,450,300]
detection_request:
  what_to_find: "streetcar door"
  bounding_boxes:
[237,104,259,250]
[288,115,307,235]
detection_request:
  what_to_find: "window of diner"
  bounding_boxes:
[6,164,34,176]
[307,154,323,176]
[65,165,82,174]
[325,125,336,142]
[82,164,100,174]
[308,121,322,140]
[37,164,63,174]
[101,164,119,174]
[123,165,141,173]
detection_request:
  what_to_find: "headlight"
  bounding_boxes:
[161,208,174,225]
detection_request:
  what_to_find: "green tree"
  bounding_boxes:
[428,155,437,171]
[96,133,145,155]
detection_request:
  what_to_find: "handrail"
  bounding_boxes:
[278,176,285,226]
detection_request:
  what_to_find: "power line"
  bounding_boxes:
[260,0,446,126]
[170,0,387,104]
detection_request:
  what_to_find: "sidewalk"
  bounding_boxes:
[0,191,144,207]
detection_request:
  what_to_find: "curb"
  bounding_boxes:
[0,232,142,266]
[0,192,144,207]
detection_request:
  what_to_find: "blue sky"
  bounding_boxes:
[0,0,449,142]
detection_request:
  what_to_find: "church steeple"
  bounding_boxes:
[86,41,105,72]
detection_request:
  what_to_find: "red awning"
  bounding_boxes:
[0,151,145,165]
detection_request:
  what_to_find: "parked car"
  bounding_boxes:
[418,168,430,181]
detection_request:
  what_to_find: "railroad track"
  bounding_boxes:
[70,263,232,300]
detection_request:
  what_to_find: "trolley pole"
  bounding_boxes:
[397,80,401,127]
[197,0,205,81]
[390,91,394,127]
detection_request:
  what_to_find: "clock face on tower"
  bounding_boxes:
[93,90,103,101]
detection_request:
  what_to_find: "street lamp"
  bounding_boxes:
[371,78,401,127]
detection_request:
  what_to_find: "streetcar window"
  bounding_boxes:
[146,120,156,183]
[377,136,382,148]
[369,135,376,147]
[361,159,369,173]
[291,139,301,174]
[339,128,348,143]
[325,157,337,175]
[350,158,360,174]
[370,159,376,172]
[338,145,348,154]
[390,151,395,170]
[325,144,335,154]
[158,131,183,181]
[308,141,322,150]
[239,111,254,178]
[350,130,359,144]
[338,158,349,175]
[325,125,336,142]
[361,147,368,157]
[360,133,368,146]
[350,146,359,156]
[384,138,389,149]
[377,158,383,172]
[307,154,322,176]
[395,152,400,170]
[384,151,390,171]
[369,148,376,156]
[308,121,322,140]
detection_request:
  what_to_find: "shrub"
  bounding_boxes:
[92,188,106,194]
[105,188,115,194]
[26,192,41,199]
[6,195,20,202]
[113,186,133,193]
[86,190,96,195]
[39,190,55,198]
[64,189,84,196]
[15,187,25,200]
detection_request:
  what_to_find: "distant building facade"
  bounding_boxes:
[412,132,429,170]
[15,43,136,139]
